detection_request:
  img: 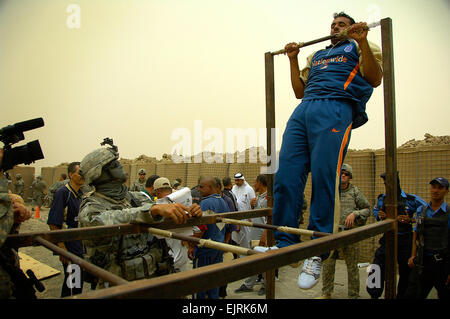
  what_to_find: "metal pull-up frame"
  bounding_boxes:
[264,17,398,299]
[5,18,398,299]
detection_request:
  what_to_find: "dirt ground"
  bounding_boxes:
[18,207,437,300]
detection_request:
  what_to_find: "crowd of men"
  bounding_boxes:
[0,138,448,300]
[0,142,278,299]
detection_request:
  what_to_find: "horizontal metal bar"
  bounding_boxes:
[147,227,259,256]
[271,20,382,56]
[34,236,128,287]
[70,219,394,299]
[6,208,271,248]
[217,217,330,237]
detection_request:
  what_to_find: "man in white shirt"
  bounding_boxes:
[231,173,256,250]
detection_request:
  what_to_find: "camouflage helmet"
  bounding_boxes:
[79,147,118,185]
[15,173,22,179]
[138,168,146,175]
[341,163,353,178]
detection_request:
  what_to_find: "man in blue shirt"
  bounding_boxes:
[189,177,231,299]
[47,162,85,297]
[367,172,426,299]
[271,12,383,290]
[405,177,449,299]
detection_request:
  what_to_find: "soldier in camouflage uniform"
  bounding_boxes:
[320,164,370,299]
[78,143,202,289]
[30,176,46,209]
[0,149,33,298]
[13,174,25,199]
[130,169,146,192]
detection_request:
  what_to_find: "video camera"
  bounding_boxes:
[0,118,45,171]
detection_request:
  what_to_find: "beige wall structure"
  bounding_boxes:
[36,144,450,262]
[7,166,35,202]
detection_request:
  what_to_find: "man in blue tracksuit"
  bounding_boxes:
[367,173,426,299]
[189,177,231,299]
[272,12,383,289]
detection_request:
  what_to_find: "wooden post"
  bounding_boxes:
[264,51,276,299]
[381,17,398,299]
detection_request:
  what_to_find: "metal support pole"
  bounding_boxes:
[264,51,276,299]
[381,17,398,299]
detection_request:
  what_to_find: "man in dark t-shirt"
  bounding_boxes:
[47,162,85,297]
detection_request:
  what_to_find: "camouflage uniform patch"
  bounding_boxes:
[322,183,370,298]
[0,177,15,298]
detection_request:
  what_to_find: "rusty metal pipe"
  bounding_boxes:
[6,209,271,249]
[217,217,330,238]
[69,219,394,299]
[147,227,259,256]
[33,236,128,286]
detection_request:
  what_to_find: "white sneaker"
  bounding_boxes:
[298,256,322,289]
[253,246,279,253]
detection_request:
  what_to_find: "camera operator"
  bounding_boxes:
[0,148,34,299]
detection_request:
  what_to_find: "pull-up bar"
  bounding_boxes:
[271,20,381,55]
[264,17,399,299]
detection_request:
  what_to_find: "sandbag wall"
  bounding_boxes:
[39,144,450,262]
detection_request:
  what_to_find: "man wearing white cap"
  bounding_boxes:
[231,173,256,250]
[153,177,191,273]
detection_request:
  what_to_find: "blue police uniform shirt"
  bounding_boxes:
[373,190,427,235]
[414,201,450,232]
[302,40,376,129]
[195,194,230,257]
[47,183,83,256]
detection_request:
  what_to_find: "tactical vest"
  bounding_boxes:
[422,207,449,252]
[82,192,174,286]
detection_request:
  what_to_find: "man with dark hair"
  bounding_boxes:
[222,177,238,212]
[333,11,356,25]
[139,174,160,203]
[191,176,203,204]
[269,11,383,290]
[214,177,234,213]
[47,161,85,297]
[406,177,449,299]
[189,177,231,299]
[367,172,426,299]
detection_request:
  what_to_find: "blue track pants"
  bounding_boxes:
[273,99,353,252]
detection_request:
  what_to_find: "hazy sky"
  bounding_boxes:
[1,0,449,172]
